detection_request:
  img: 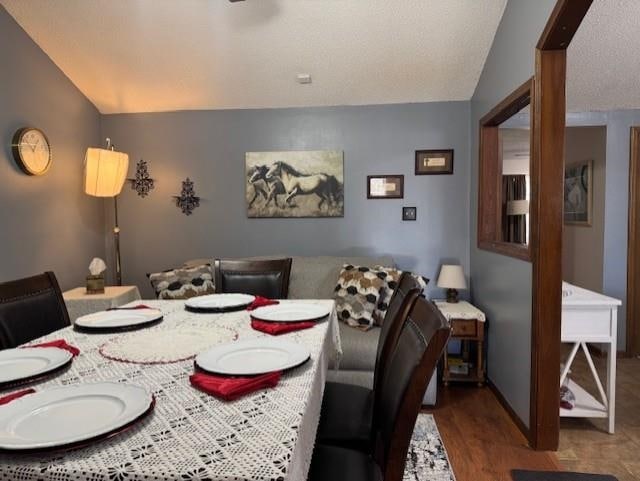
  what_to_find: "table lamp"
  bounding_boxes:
[84,138,129,286]
[437,265,467,303]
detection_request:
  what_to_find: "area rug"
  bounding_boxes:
[404,413,456,481]
[512,470,618,481]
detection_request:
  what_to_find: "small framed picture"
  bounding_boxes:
[367,175,404,199]
[415,149,454,175]
[564,160,593,225]
[402,206,417,221]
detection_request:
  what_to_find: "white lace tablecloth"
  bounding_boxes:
[0,299,341,481]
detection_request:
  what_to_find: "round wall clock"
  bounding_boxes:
[11,127,52,176]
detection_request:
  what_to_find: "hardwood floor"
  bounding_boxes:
[558,350,640,481]
[424,385,561,481]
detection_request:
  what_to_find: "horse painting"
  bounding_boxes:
[247,164,286,209]
[265,161,342,210]
[245,150,344,218]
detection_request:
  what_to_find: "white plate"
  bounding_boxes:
[185,293,255,311]
[250,303,330,323]
[0,348,73,386]
[75,309,163,331]
[0,382,153,451]
[195,339,310,375]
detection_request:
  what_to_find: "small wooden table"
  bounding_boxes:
[434,300,486,386]
[62,285,142,322]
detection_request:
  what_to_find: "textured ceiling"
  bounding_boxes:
[0,0,507,114]
[567,0,640,112]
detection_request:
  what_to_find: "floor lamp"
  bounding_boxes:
[84,138,129,285]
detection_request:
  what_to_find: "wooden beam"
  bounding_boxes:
[529,48,566,451]
[537,0,594,50]
[627,127,640,356]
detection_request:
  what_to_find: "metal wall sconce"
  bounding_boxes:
[128,159,155,197]
[173,177,200,215]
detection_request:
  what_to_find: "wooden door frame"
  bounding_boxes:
[627,127,640,357]
[528,0,593,450]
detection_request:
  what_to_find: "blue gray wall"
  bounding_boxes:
[0,6,105,290]
[470,0,557,427]
[566,110,640,350]
[101,103,471,298]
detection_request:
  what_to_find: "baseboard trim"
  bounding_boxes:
[487,378,531,445]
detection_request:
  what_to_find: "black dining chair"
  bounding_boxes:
[308,296,451,481]
[0,271,71,349]
[316,273,424,451]
[213,258,293,299]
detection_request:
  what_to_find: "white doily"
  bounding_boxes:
[99,325,238,364]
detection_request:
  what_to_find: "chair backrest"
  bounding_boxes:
[214,258,293,299]
[372,297,451,481]
[0,272,71,349]
[372,273,424,393]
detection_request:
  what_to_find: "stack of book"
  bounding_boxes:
[448,358,470,375]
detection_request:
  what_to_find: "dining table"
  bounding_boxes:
[0,299,341,481]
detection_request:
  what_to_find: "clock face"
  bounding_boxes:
[12,128,52,176]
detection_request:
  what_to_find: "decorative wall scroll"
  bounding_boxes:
[173,178,200,215]
[128,159,155,197]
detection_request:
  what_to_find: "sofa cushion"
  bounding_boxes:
[335,265,385,330]
[373,266,430,325]
[288,256,394,299]
[147,264,215,300]
[337,322,380,371]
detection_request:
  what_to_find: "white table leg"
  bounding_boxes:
[607,309,617,434]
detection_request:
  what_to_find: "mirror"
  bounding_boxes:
[499,109,531,245]
[477,78,532,261]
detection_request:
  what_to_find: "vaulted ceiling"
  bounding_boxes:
[0,0,507,114]
[567,0,640,112]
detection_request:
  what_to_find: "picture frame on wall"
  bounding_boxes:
[415,149,454,175]
[245,150,344,218]
[564,159,593,226]
[367,175,404,199]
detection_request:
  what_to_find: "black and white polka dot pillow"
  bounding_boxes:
[147,264,215,300]
[334,264,385,331]
[373,266,429,325]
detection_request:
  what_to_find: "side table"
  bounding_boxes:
[63,286,142,322]
[433,300,486,386]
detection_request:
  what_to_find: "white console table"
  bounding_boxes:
[561,282,621,433]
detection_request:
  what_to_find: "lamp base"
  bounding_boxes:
[446,288,459,303]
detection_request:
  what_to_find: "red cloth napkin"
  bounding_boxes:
[189,371,281,401]
[246,296,280,311]
[251,318,315,336]
[0,389,36,406]
[25,339,80,357]
[107,304,153,311]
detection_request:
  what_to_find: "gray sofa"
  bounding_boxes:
[186,255,392,389]
[286,255,394,388]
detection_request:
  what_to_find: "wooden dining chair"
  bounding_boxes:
[316,273,424,451]
[308,296,451,481]
[213,258,293,299]
[0,271,71,349]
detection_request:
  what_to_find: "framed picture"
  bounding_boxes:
[564,160,592,225]
[402,206,417,221]
[367,175,404,199]
[246,150,344,218]
[415,149,454,175]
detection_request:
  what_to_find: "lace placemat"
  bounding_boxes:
[99,325,238,364]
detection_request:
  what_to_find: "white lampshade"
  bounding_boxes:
[437,265,467,290]
[507,199,530,216]
[84,147,129,197]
